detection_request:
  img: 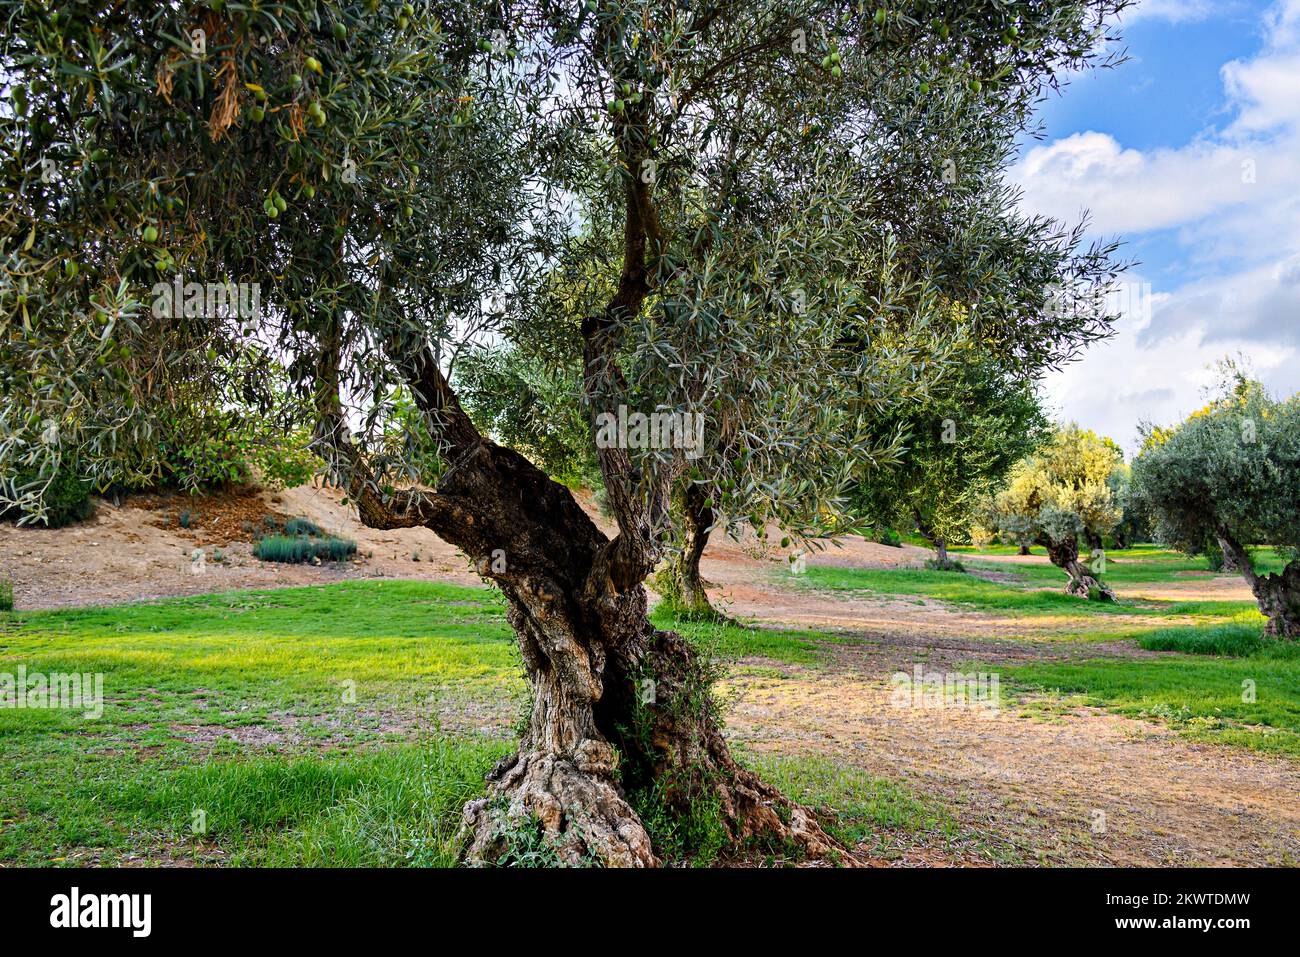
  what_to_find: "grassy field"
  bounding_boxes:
[1000,626,1300,756]
[0,580,953,866]
[798,546,1300,756]
[802,547,1264,621]
[3,544,1296,866]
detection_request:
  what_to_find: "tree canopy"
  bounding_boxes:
[1131,367,1300,636]
[991,423,1123,598]
[853,350,1049,567]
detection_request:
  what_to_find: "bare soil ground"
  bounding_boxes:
[725,652,1300,866]
[0,483,482,609]
[2,485,1292,866]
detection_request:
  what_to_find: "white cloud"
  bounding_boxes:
[1223,52,1300,131]
[1042,297,1299,454]
[1012,132,1275,234]
[1020,0,1300,447]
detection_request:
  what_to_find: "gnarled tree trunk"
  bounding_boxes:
[1216,528,1300,638]
[1017,544,1031,556]
[1044,535,1115,601]
[654,482,724,620]
[322,312,841,867]
[341,414,838,867]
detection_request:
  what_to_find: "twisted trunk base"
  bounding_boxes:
[428,445,839,867]
[1217,530,1300,638]
[1046,536,1116,601]
[461,620,840,866]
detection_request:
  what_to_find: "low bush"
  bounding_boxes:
[871,526,902,548]
[924,557,966,573]
[1,464,95,528]
[253,533,357,564]
[0,578,13,612]
[283,517,323,537]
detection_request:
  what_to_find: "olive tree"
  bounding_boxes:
[992,424,1123,598]
[650,77,1126,612]
[856,353,1050,569]
[3,0,1129,865]
[1131,372,1300,637]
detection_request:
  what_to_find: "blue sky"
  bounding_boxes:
[1012,0,1300,453]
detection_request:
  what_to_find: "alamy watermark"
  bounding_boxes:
[1044,281,1152,325]
[595,405,705,459]
[889,665,1000,715]
[1,665,104,719]
[151,275,261,321]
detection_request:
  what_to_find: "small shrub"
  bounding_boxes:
[178,509,197,529]
[484,803,596,868]
[924,557,966,573]
[283,517,323,537]
[871,526,903,548]
[0,578,13,612]
[253,533,357,564]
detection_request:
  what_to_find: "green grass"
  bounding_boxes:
[0,580,843,866]
[4,559,1292,867]
[745,754,966,857]
[0,581,529,865]
[800,557,1258,622]
[999,632,1300,756]
[651,608,838,664]
[1137,621,1268,656]
[952,543,1292,584]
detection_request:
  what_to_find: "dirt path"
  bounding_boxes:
[723,640,1300,866]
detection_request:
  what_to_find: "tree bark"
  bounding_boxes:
[654,482,723,620]
[336,410,838,866]
[1044,535,1115,601]
[1017,544,1031,556]
[1215,528,1300,638]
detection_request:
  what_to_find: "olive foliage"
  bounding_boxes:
[1131,369,1300,635]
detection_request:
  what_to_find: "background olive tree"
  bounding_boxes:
[991,424,1124,599]
[854,352,1050,570]
[1131,368,1300,637]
